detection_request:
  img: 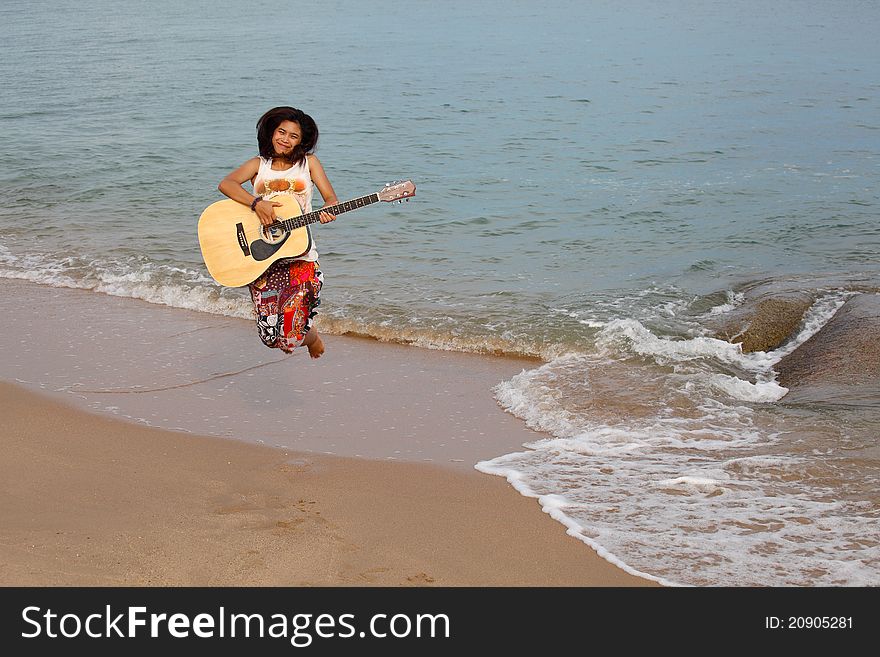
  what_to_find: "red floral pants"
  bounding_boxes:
[248,259,323,353]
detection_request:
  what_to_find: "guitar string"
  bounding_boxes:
[239,194,384,241]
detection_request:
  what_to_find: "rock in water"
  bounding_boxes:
[777,293,880,393]
[716,296,812,353]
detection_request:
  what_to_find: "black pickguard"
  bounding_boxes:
[249,233,290,261]
[248,227,312,262]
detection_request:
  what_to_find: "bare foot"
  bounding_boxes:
[307,334,324,359]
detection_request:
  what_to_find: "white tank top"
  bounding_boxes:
[253,156,318,261]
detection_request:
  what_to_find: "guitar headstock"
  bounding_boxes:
[377,180,416,203]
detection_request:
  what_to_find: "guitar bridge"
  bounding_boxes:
[236,223,250,256]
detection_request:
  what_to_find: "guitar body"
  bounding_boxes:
[197,195,312,287]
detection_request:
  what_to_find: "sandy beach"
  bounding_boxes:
[0,280,650,587]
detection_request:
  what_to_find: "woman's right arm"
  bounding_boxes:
[218,158,280,226]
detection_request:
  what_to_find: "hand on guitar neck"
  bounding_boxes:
[253,198,338,227]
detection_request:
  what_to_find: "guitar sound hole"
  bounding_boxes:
[260,224,286,244]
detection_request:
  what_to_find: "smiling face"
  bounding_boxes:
[271,120,302,158]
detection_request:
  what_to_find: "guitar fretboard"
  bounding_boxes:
[280,194,380,232]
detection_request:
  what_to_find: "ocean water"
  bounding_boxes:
[2,0,879,585]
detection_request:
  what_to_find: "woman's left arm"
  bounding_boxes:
[309,154,339,223]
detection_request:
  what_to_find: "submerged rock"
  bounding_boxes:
[777,293,880,391]
[715,295,812,353]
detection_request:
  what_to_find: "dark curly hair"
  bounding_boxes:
[256,106,319,165]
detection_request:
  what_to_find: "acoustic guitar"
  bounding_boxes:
[198,180,415,287]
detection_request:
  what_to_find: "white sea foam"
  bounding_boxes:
[0,267,80,289]
[704,290,746,317]
[707,374,788,403]
[765,290,853,363]
[654,475,728,494]
[0,263,252,319]
[597,318,750,366]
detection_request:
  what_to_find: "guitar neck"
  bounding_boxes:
[280,193,380,232]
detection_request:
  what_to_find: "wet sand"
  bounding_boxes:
[0,279,549,468]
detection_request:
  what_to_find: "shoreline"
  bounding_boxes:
[0,381,652,586]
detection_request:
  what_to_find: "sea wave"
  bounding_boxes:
[0,247,554,358]
[481,291,879,586]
